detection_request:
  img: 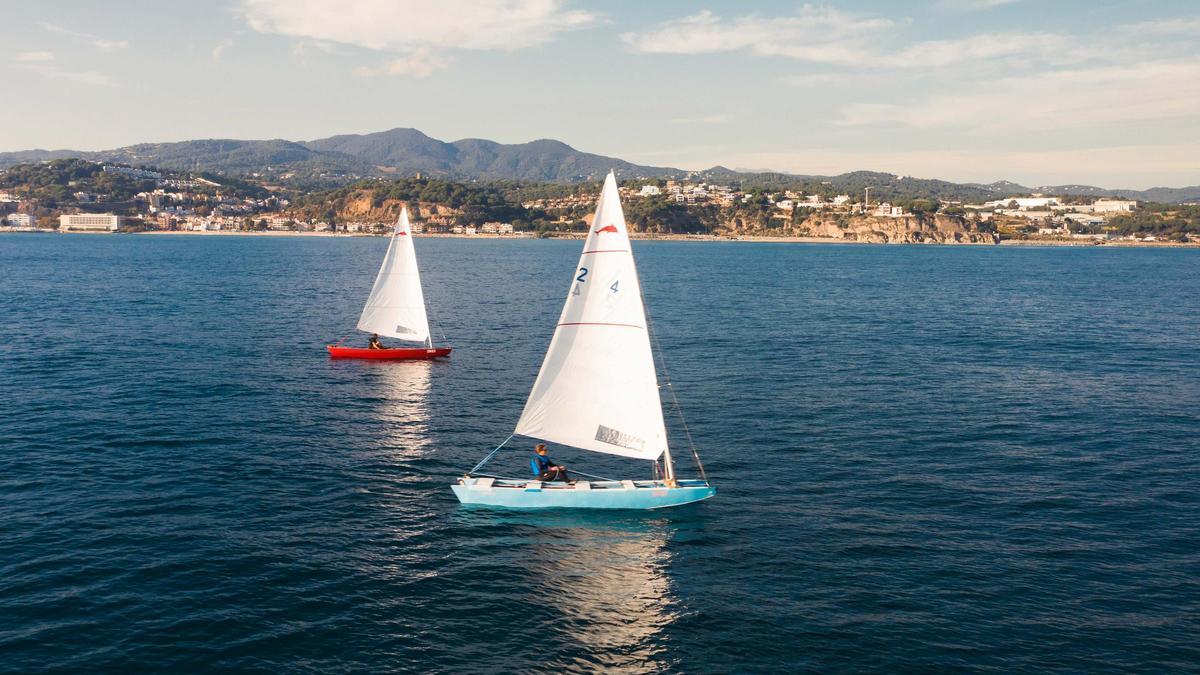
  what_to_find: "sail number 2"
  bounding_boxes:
[572,267,588,296]
[572,267,619,295]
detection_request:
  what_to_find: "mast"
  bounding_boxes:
[662,446,676,484]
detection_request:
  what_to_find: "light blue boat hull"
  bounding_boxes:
[451,477,715,510]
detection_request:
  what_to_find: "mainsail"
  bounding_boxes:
[356,207,431,342]
[514,172,669,461]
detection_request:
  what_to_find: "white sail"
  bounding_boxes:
[356,207,431,342]
[514,172,668,461]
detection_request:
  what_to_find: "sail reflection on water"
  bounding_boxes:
[368,360,433,459]
[459,510,681,671]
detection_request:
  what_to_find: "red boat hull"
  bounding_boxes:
[326,345,452,360]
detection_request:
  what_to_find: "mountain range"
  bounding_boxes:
[2,128,1197,203]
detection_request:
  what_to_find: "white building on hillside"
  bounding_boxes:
[479,221,514,234]
[1092,199,1137,213]
[639,185,662,196]
[60,213,120,231]
[6,213,35,227]
[986,197,1061,209]
[103,165,161,180]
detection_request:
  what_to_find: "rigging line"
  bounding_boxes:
[570,469,619,482]
[468,434,514,475]
[639,282,710,485]
[627,245,698,474]
[413,237,448,345]
[423,285,449,345]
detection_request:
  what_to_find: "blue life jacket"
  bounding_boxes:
[531,453,552,476]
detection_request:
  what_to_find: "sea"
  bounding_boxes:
[1,233,1198,673]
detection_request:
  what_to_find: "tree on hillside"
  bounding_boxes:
[624,197,708,234]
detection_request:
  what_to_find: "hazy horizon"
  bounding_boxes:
[2,1,1198,190]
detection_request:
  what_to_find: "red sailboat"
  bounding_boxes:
[328,208,451,360]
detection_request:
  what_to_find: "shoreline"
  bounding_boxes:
[3,228,1197,248]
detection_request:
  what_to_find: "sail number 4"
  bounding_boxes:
[572,267,618,295]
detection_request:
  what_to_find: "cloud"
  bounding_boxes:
[238,0,599,75]
[887,32,1074,68]
[937,0,1021,10]
[15,51,54,62]
[212,38,235,62]
[354,47,449,78]
[782,72,845,87]
[13,52,110,86]
[668,113,731,125]
[836,60,1200,132]
[621,7,1076,71]
[621,7,892,66]
[239,0,599,50]
[291,40,341,61]
[707,143,1200,189]
[38,21,129,51]
[13,58,111,85]
[1127,17,1200,35]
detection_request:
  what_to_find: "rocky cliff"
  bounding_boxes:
[291,189,461,224]
[792,213,998,244]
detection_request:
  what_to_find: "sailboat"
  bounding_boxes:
[327,207,452,360]
[452,172,714,509]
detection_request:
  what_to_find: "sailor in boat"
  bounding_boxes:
[530,444,571,483]
[368,334,384,350]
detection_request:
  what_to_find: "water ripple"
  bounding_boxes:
[1,236,1197,672]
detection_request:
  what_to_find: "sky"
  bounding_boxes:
[1,0,1198,189]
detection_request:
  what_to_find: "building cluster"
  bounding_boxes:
[525,181,855,213]
[1,164,299,233]
[773,192,854,212]
[661,181,739,206]
[5,212,37,228]
[520,192,599,210]
[964,195,1144,239]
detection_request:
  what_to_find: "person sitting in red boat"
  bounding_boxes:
[368,334,384,350]
[531,444,571,483]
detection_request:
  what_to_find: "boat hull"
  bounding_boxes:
[451,477,715,510]
[327,345,451,360]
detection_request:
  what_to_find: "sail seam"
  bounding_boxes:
[581,249,629,254]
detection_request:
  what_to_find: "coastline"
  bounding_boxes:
[4,228,1196,247]
[123,231,1200,247]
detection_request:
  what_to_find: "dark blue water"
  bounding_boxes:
[2,233,1198,673]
